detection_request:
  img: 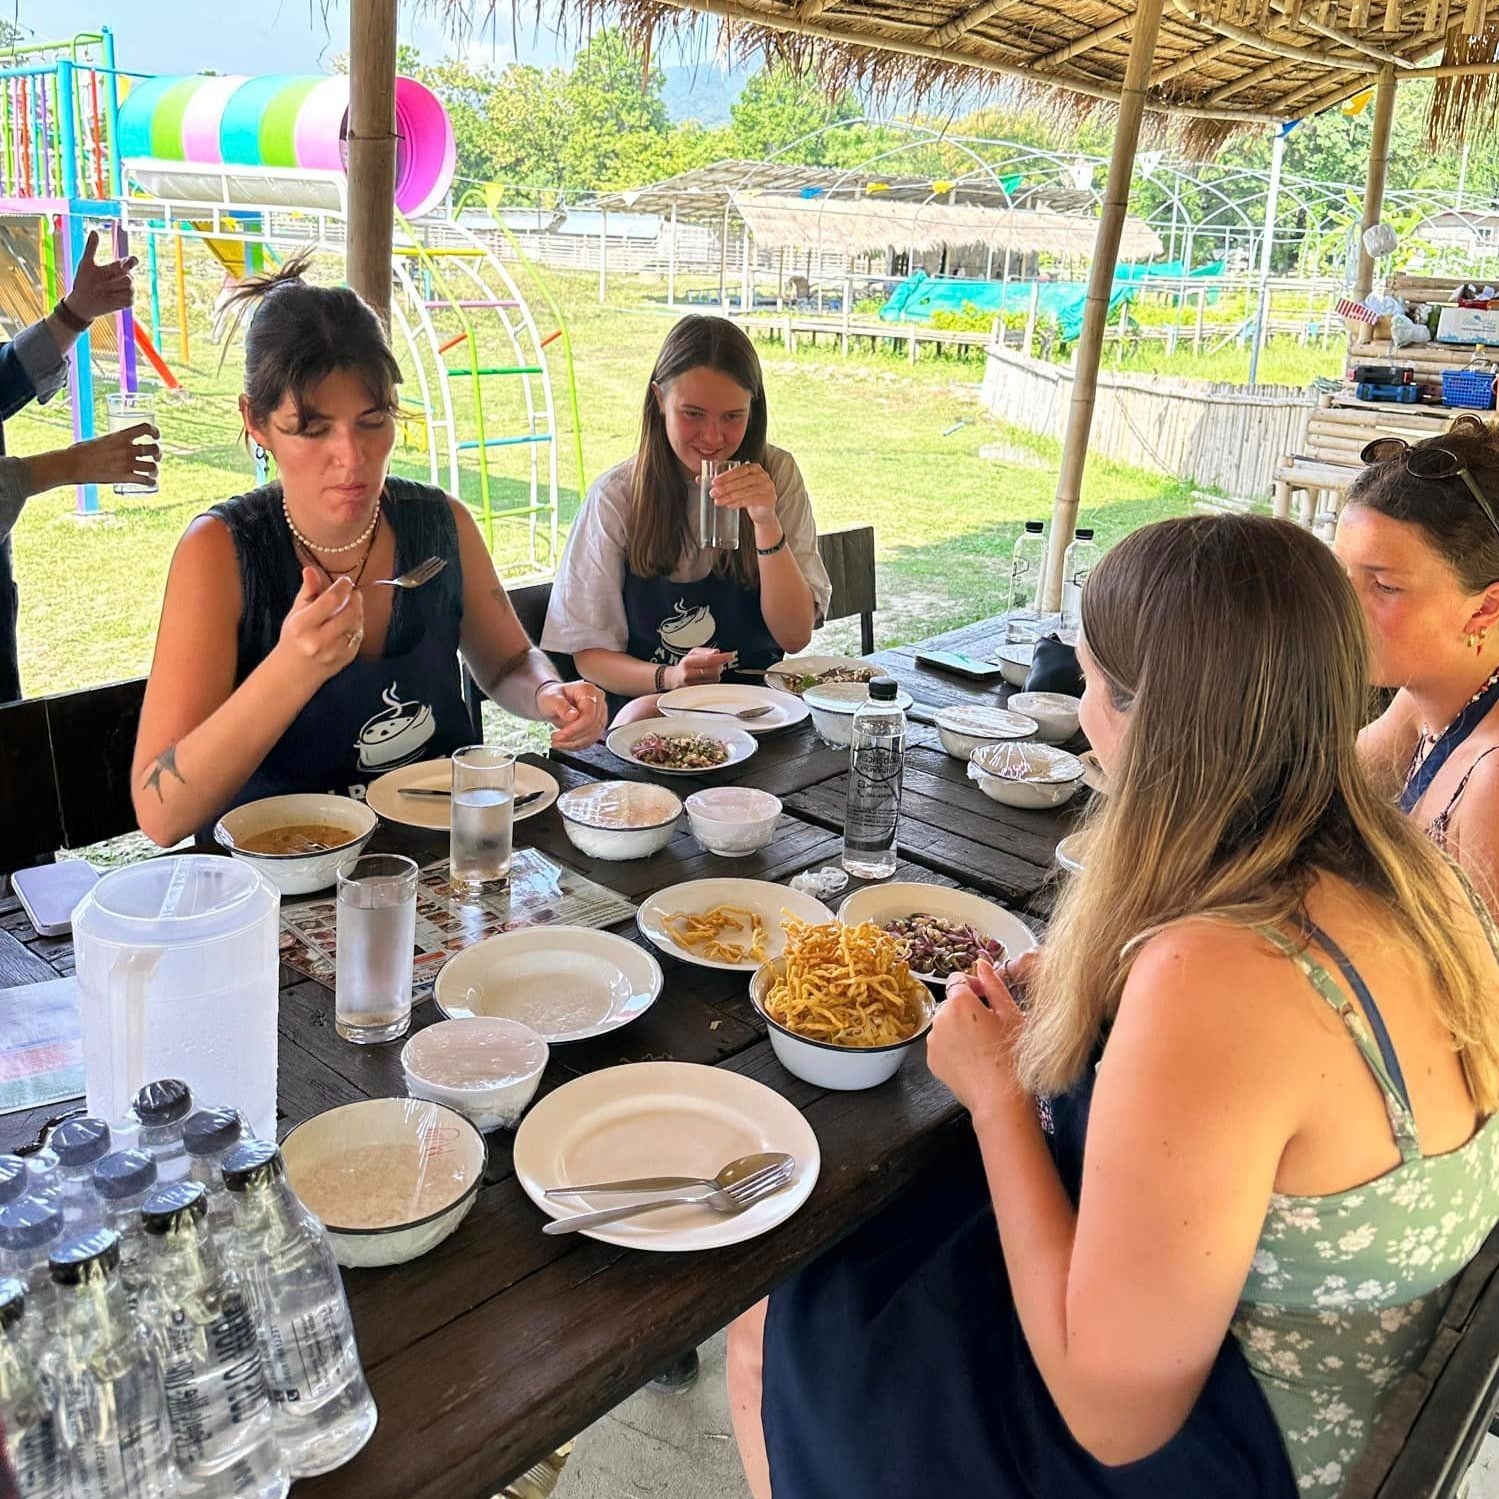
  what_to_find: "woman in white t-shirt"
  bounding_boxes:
[543,316,832,723]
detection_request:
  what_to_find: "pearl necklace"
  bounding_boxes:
[1415,660,1499,760]
[281,496,381,555]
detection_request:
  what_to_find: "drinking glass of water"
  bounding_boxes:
[106,391,158,495]
[451,745,516,890]
[335,854,418,1044]
[699,460,743,550]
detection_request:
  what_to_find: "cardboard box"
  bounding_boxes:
[1436,305,1499,345]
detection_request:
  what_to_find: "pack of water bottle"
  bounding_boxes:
[0,1079,378,1497]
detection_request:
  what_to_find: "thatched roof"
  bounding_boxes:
[733,191,1163,255]
[428,1,1499,151]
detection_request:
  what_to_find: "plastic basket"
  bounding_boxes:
[1442,369,1497,410]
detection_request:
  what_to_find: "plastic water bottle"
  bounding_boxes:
[0,1154,29,1211]
[40,1228,175,1499]
[1005,520,1048,643]
[24,1143,62,1204]
[842,679,907,881]
[138,1181,289,1499]
[50,1116,112,1232]
[132,1079,194,1184]
[1060,528,1100,646]
[0,1196,65,1302]
[93,1149,159,1311]
[0,1277,63,1499]
[221,1140,378,1476]
[184,1108,249,1231]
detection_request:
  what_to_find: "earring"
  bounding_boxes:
[1466,632,1478,651]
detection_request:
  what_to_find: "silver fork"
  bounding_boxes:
[373,555,447,590]
[541,1159,794,1236]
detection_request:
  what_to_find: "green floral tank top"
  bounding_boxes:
[1230,887,1499,1499]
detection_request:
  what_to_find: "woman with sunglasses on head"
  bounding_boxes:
[542,315,832,724]
[1336,415,1499,912]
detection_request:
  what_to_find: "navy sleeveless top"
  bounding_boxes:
[208,477,475,809]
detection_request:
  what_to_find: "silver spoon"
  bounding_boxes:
[541,1152,795,1236]
[672,704,775,721]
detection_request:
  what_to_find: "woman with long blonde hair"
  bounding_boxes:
[729,514,1499,1499]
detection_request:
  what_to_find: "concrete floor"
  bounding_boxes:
[553,1335,1499,1499]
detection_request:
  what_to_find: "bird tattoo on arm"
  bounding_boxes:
[142,745,187,802]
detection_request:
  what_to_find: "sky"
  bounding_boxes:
[3,0,731,78]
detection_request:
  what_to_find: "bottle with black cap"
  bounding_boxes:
[92,1149,158,1310]
[50,1115,111,1232]
[131,1079,193,1185]
[842,677,907,880]
[39,1228,175,1498]
[1059,527,1099,647]
[137,1181,288,1499]
[0,1154,29,1212]
[0,1194,65,1302]
[0,1276,62,1498]
[221,1139,377,1474]
[184,1106,248,1230]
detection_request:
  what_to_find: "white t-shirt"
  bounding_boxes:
[542,444,833,657]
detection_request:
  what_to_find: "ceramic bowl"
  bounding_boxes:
[556,781,682,861]
[213,794,377,896]
[1007,692,1082,745]
[801,681,914,748]
[280,1098,486,1268]
[966,741,1086,810]
[401,1017,550,1131]
[932,704,1037,761]
[683,787,783,857]
[749,957,933,1091]
[995,643,1036,687]
[1055,830,1093,874]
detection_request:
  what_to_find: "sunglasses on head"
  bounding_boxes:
[1360,415,1499,542]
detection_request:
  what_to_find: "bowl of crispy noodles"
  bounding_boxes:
[749,919,935,1090]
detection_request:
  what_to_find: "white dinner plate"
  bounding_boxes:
[433,926,662,1042]
[838,882,1037,983]
[365,757,559,831]
[657,683,809,735]
[636,878,834,973]
[514,1061,820,1250]
[606,717,758,777]
[764,654,881,696]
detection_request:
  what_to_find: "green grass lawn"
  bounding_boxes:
[5,262,1202,698]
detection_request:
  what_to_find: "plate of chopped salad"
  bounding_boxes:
[606,716,759,776]
[763,655,881,697]
[837,883,1037,983]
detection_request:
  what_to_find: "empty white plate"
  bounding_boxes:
[433,926,662,1042]
[514,1061,820,1250]
[658,683,808,735]
[637,878,835,973]
[366,758,559,831]
[838,882,1037,983]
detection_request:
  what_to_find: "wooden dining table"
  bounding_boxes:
[0,615,1084,1498]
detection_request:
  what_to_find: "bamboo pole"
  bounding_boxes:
[1043,0,1165,611]
[1352,65,1396,314]
[345,0,398,326]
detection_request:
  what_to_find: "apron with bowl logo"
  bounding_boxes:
[209,477,475,813]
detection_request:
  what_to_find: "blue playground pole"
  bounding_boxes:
[146,222,161,345]
[63,212,98,516]
[100,28,122,198]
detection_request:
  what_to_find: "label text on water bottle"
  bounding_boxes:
[265,1299,349,1406]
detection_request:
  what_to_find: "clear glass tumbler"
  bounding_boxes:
[335,854,418,1044]
[699,459,743,550]
[106,391,158,495]
[450,746,516,890]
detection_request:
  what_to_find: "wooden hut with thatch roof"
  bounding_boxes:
[343,0,1499,601]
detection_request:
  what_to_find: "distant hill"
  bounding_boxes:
[662,63,747,125]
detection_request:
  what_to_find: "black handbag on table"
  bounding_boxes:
[1024,633,1085,698]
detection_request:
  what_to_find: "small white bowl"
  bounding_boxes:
[555,781,682,861]
[1055,830,1093,874]
[749,957,933,1091]
[280,1098,485,1268]
[684,787,782,857]
[933,704,1038,761]
[401,1017,549,1131]
[802,680,914,748]
[1007,692,1081,745]
[995,643,1035,687]
[214,793,377,895]
[967,741,1085,810]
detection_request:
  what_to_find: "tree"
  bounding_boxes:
[729,65,863,164]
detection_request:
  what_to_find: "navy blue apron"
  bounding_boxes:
[761,1056,1298,1499]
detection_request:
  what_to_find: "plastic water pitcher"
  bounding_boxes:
[73,856,281,1140]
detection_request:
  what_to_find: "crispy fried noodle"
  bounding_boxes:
[662,905,770,964]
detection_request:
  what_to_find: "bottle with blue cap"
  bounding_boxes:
[183,1107,249,1230]
[39,1227,175,1498]
[221,1139,377,1475]
[50,1115,111,1232]
[22,1140,62,1203]
[137,1180,288,1499]
[131,1079,193,1184]
[0,1276,62,1498]
[0,1194,65,1302]
[93,1149,159,1310]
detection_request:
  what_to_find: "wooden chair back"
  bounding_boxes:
[817,525,878,656]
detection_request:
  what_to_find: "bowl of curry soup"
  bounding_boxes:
[214,793,378,895]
